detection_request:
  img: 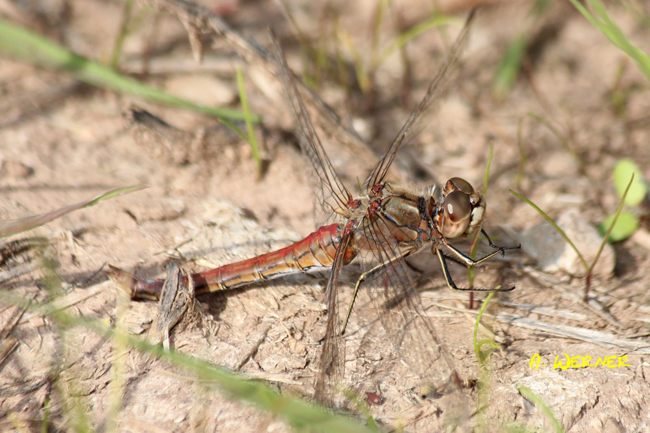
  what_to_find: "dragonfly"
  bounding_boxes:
[108,10,517,406]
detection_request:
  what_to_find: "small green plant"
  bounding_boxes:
[598,158,648,242]
[512,171,635,301]
[472,291,500,432]
[517,386,564,433]
[472,294,565,432]
[473,292,500,364]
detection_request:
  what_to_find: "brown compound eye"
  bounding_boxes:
[448,177,474,194]
[441,190,471,238]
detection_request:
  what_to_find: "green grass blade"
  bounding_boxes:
[527,112,576,160]
[0,19,260,123]
[482,142,495,199]
[516,116,527,189]
[473,290,500,430]
[106,294,130,433]
[337,27,371,94]
[510,190,589,271]
[87,320,376,433]
[41,394,51,433]
[0,185,147,238]
[569,0,650,83]
[40,259,92,433]
[473,291,499,362]
[341,389,380,432]
[517,386,564,433]
[109,0,134,69]
[1,291,377,433]
[375,14,458,69]
[369,0,389,72]
[492,33,527,101]
[468,144,495,287]
[236,68,263,176]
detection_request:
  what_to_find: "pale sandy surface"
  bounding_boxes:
[1,0,650,431]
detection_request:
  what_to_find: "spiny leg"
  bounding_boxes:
[341,250,418,335]
[481,229,521,252]
[435,247,514,292]
[341,262,386,335]
[443,241,505,267]
[343,230,519,334]
[440,229,519,268]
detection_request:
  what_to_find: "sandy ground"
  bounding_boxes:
[1,0,650,431]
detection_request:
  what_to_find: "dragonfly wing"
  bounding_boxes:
[314,230,353,403]
[271,33,354,224]
[357,213,469,420]
[363,10,476,190]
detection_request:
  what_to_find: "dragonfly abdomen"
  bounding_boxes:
[108,223,350,300]
[195,223,346,292]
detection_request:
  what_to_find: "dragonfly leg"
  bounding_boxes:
[442,241,503,267]
[341,249,419,335]
[436,248,463,291]
[461,229,520,268]
[435,246,514,292]
[481,229,521,252]
[341,262,385,336]
[440,229,519,268]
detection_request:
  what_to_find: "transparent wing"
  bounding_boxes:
[314,231,352,403]
[363,10,476,190]
[270,33,354,222]
[269,31,356,404]
[356,212,469,419]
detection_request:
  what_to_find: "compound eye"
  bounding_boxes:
[449,177,474,194]
[441,191,471,238]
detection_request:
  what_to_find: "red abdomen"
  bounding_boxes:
[109,224,356,300]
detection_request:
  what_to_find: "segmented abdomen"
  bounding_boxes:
[109,223,352,300]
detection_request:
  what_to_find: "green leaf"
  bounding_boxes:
[599,211,639,242]
[613,158,647,206]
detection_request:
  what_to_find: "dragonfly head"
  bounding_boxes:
[439,177,485,238]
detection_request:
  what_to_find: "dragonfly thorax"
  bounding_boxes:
[435,177,486,239]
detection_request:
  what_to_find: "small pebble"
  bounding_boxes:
[520,208,615,277]
[0,160,34,179]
